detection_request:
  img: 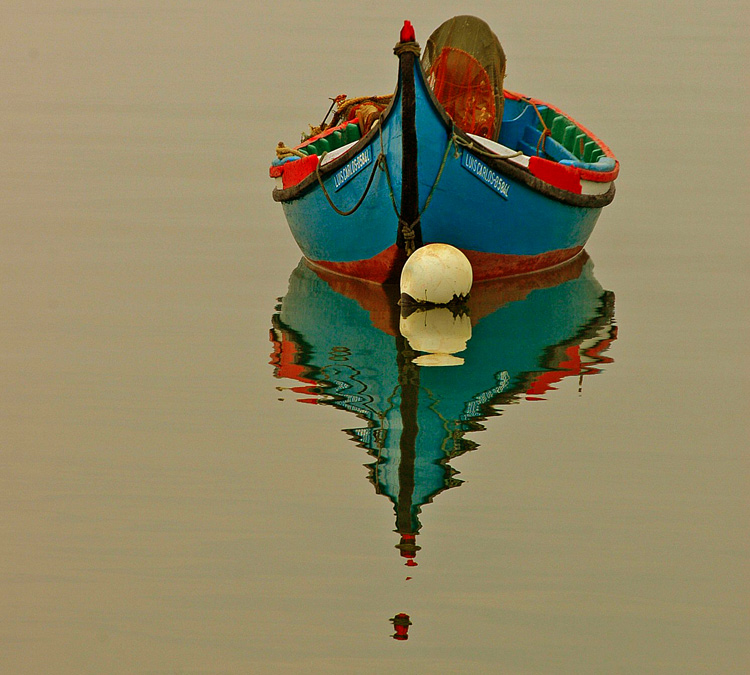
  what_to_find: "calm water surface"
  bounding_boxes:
[1,1,747,673]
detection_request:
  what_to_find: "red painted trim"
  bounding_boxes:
[400,21,416,43]
[308,244,585,283]
[295,119,353,150]
[270,119,356,188]
[281,154,319,189]
[579,167,616,183]
[528,156,582,194]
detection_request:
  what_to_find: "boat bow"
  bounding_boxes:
[270,18,619,282]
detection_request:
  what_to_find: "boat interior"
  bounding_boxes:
[279,96,614,177]
[274,16,614,177]
[500,98,616,172]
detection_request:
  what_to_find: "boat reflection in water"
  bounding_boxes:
[269,252,616,639]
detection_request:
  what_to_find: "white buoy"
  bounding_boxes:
[400,244,473,305]
[400,307,472,367]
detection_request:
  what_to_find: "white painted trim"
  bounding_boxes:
[467,133,530,168]
[320,140,359,166]
[468,133,612,195]
[580,180,612,195]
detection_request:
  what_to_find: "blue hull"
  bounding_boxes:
[273,36,616,282]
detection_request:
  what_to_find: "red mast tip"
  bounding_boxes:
[400,20,416,43]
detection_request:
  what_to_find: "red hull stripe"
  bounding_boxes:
[464,246,584,280]
[308,245,407,284]
[309,244,584,283]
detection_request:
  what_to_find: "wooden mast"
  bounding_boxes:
[394,21,423,256]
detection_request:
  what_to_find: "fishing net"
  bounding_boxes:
[421,16,506,140]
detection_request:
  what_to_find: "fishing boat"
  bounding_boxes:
[270,16,618,283]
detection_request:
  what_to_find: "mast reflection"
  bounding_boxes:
[269,253,617,570]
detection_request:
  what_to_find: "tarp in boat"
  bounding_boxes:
[421,15,506,140]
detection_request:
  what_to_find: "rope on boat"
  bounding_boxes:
[417,133,455,215]
[379,127,455,256]
[314,145,385,217]
[310,121,432,256]
[379,125,521,256]
[393,42,422,58]
[519,96,552,156]
[276,142,306,160]
[277,94,392,150]
[312,117,521,257]
[330,94,393,128]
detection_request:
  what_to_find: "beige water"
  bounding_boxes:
[1,1,748,673]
